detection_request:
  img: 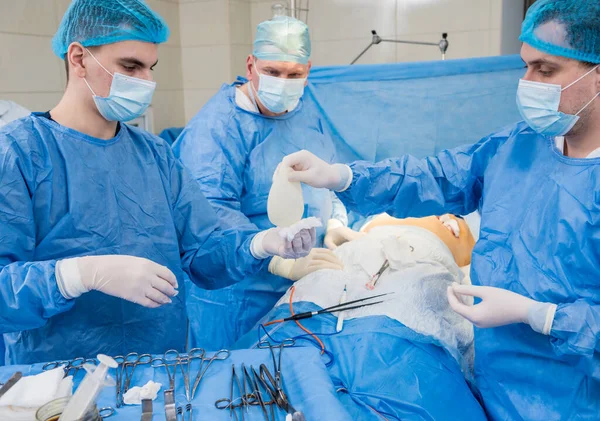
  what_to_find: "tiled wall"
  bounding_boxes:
[250,0,525,65]
[178,0,253,121]
[0,0,524,129]
[0,0,185,133]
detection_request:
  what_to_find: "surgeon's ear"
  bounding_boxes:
[595,65,600,91]
[305,60,312,87]
[246,54,254,81]
[67,42,87,79]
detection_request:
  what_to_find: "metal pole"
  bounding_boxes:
[290,0,297,18]
[350,42,375,65]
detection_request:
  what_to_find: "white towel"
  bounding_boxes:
[0,368,73,421]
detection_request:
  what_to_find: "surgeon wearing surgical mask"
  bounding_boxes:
[279,1,600,419]
[172,16,347,350]
[0,0,315,366]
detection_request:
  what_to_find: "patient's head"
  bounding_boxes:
[363,214,475,267]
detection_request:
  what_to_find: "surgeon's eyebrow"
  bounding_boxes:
[522,58,561,68]
[119,57,159,70]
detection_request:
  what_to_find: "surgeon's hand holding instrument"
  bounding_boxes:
[59,354,117,421]
[447,283,557,335]
[281,150,352,191]
[56,255,179,308]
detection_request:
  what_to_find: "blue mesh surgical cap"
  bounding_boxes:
[253,16,311,64]
[52,0,170,59]
[520,0,600,64]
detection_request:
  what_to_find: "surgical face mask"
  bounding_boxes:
[83,49,156,122]
[516,65,600,136]
[251,62,306,113]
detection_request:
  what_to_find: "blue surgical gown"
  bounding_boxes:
[0,114,265,365]
[172,80,346,349]
[336,121,600,420]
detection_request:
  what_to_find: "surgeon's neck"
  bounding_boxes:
[50,87,119,140]
[564,110,600,158]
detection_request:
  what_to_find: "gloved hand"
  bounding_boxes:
[281,150,352,191]
[251,226,317,260]
[269,248,344,281]
[447,283,557,334]
[324,222,366,250]
[56,255,179,308]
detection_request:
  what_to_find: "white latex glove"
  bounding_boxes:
[251,227,317,260]
[324,222,366,250]
[281,150,352,191]
[56,255,179,308]
[268,248,344,281]
[447,283,557,335]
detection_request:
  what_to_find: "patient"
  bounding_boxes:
[236,214,486,421]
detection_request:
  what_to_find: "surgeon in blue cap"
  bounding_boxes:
[0,0,315,365]
[172,16,348,349]
[281,1,600,419]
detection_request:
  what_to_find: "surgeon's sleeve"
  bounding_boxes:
[0,148,74,333]
[549,300,600,357]
[169,155,267,289]
[336,132,507,219]
[172,114,260,234]
[329,192,348,227]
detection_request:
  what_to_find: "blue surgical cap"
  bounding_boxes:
[520,0,600,64]
[253,16,311,65]
[52,0,170,59]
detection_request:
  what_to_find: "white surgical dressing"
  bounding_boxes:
[277,225,474,368]
[278,217,322,242]
[268,165,305,227]
[123,381,162,405]
[439,214,460,237]
[0,368,73,420]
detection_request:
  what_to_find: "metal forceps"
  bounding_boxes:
[250,366,275,421]
[366,259,390,290]
[258,340,305,421]
[151,349,181,394]
[123,353,152,393]
[190,349,230,400]
[214,364,245,421]
[178,348,205,401]
[176,403,193,421]
[113,353,152,408]
[42,356,97,377]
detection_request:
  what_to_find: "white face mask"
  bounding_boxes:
[250,62,307,113]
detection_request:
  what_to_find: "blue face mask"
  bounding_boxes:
[251,62,306,113]
[516,65,600,136]
[83,49,156,122]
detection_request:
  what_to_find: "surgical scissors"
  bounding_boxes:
[190,349,230,400]
[42,357,97,378]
